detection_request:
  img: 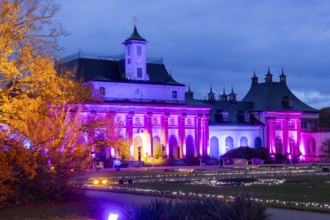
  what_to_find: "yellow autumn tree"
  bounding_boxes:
[0,0,123,205]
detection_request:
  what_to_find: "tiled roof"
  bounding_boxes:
[242,81,318,112]
[58,57,184,86]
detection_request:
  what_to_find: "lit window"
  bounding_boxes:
[137,68,142,78]
[172,90,177,99]
[137,46,142,55]
[99,87,105,96]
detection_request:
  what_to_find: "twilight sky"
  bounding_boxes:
[55,0,330,109]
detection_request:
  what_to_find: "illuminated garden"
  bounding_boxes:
[82,165,330,212]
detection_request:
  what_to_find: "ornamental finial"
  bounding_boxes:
[133,16,137,27]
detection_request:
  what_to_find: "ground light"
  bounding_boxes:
[108,213,119,220]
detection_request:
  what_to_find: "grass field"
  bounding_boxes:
[82,166,330,212]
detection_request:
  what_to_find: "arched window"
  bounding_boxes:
[210,136,219,158]
[152,136,162,159]
[307,138,316,155]
[168,135,178,158]
[133,136,143,160]
[276,137,283,154]
[254,137,262,148]
[240,136,248,147]
[225,136,234,152]
[185,135,195,158]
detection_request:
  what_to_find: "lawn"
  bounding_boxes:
[82,166,330,212]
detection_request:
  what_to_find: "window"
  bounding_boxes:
[275,121,281,129]
[172,90,177,99]
[127,58,131,64]
[223,113,229,122]
[99,87,105,96]
[244,113,250,122]
[288,121,295,129]
[137,46,142,55]
[127,46,130,56]
[137,68,142,78]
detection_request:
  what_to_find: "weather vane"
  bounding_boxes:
[133,16,137,27]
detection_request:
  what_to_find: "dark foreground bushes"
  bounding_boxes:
[122,194,271,220]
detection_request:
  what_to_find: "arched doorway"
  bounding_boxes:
[185,135,195,158]
[254,137,262,148]
[307,138,316,155]
[168,135,178,158]
[276,137,283,154]
[289,137,297,156]
[152,136,162,159]
[210,136,219,158]
[240,136,248,147]
[225,136,234,152]
[133,136,143,161]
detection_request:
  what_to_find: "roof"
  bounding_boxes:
[124,26,146,42]
[200,100,263,125]
[242,81,318,112]
[58,57,184,86]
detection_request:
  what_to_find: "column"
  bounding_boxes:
[296,119,301,157]
[146,112,153,157]
[266,117,276,154]
[202,114,210,157]
[179,113,186,158]
[195,113,203,157]
[126,111,134,156]
[162,112,170,157]
[283,117,289,155]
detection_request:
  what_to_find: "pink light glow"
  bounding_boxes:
[300,144,306,156]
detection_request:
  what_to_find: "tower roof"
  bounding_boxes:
[125,26,146,42]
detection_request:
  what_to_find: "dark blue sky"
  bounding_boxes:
[56,0,330,109]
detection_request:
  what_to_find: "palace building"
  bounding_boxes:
[60,25,329,162]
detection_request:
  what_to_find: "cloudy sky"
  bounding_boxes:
[55,0,330,109]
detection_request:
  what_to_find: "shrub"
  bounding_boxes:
[221,147,270,161]
[122,194,271,220]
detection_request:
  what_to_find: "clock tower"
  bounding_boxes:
[123,22,149,81]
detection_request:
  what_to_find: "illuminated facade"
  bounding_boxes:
[61,25,328,162]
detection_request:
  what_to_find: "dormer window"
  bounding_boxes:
[172,90,178,99]
[99,87,105,96]
[282,95,294,108]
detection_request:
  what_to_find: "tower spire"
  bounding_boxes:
[251,69,258,85]
[265,67,273,83]
[133,16,137,27]
[279,67,287,84]
[207,84,215,103]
